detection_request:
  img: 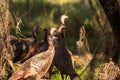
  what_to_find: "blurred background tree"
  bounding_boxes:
[99,0,120,65]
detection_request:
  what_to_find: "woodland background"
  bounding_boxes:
[0,0,120,80]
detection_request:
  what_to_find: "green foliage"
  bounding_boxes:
[65,37,78,53]
[50,72,63,80]
[12,0,93,32]
[51,66,81,80]
[11,0,96,52]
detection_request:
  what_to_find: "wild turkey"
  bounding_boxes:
[7,26,39,62]
[22,26,39,44]
[37,28,49,53]
[49,14,68,78]
[7,34,28,63]
[22,25,40,51]
[9,35,56,80]
[48,15,68,79]
[19,28,49,63]
[54,28,80,80]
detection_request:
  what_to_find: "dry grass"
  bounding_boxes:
[97,59,120,80]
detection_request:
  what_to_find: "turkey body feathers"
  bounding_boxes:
[19,29,49,63]
[54,28,80,80]
[9,38,55,80]
[54,40,74,74]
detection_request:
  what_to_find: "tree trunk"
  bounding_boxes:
[99,0,120,64]
[0,0,14,79]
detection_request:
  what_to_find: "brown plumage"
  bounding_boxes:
[54,28,80,80]
[7,34,28,63]
[19,44,39,63]
[19,28,49,63]
[37,28,49,53]
[7,26,39,63]
[9,35,56,80]
[21,25,40,55]
[49,15,80,80]
[22,26,39,44]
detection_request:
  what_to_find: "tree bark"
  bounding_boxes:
[0,0,14,79]
[99,0,120,64]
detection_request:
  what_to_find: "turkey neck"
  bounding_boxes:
[47,37,55,53]
[60,15,66,25]
[56,28,66,49]
[57,24,65,33]
[32,30,37,43]
[58,15,66,33]
[48,41,54,51]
